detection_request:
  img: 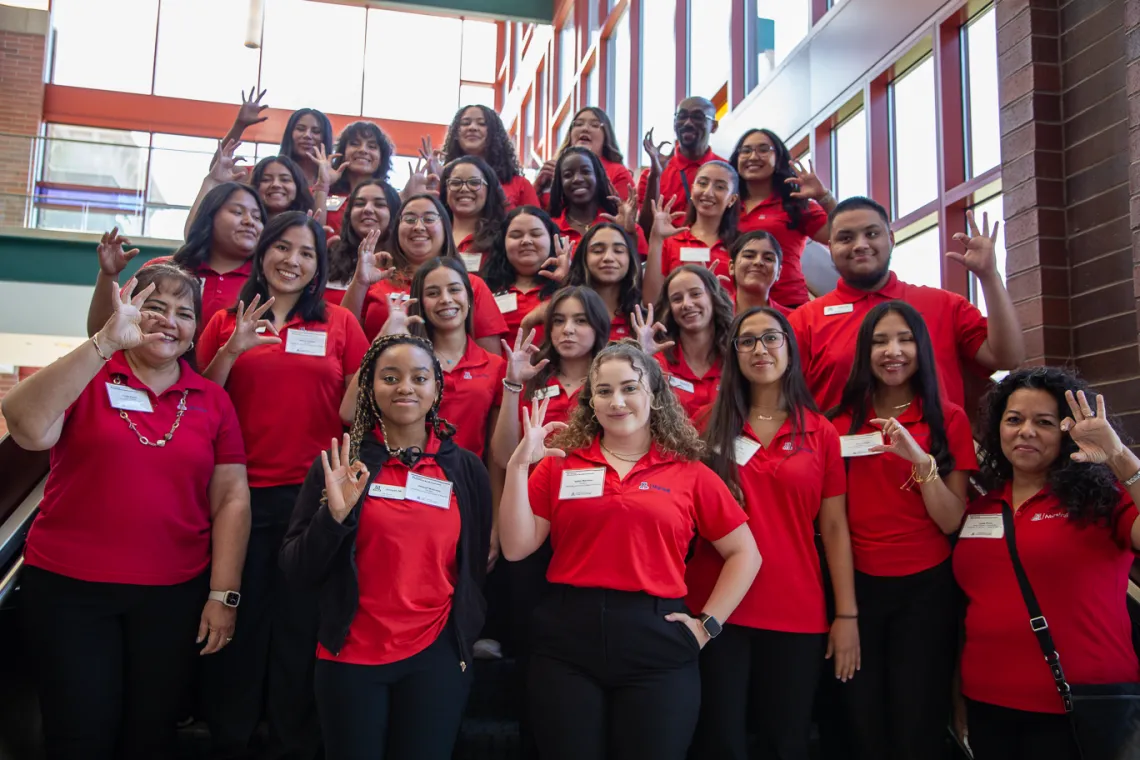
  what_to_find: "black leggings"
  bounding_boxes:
[965,698,1080,760]
[691,625,827,760]
[21,565,207,760]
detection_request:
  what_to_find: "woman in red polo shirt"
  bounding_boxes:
[6,264,249,759]
[440,155,508,275]
[730,129,834,308]
[326,179,401,306]
[536,107,634,203]
[688,306,859,759]
[644,160,741,304]
[548,146,648,257]
[281,333,493,760]
[954,367,1140,760]
[482,206,569,341]
[325,121,396,233]
[731,230,791,315]
[499,341,761,760]
[566,222,644,342]
[196,211,369,758]
[219,95,333,189]
[441,104,539,209]
[828,300,978,760]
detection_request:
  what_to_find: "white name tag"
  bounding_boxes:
[824,303,854,316]
[460,253,482,272]
[494,292,519,313]
[960,513,1005,539]
[285,329,328,356]
[106,383,154,413]
[840,432,883,458]
[668,376,695,394]
[679,247,711,263]
[533,385,561,401]
[733,436,762,466]
[405,472,453,509]
[559,467,606,499]
[325,195,345,211]
[368,482,406,500]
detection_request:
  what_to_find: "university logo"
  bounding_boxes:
[783,441,794,451]
[462,371,472,380]
[638,482,649,490]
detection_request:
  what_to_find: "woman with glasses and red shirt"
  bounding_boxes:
[440,156,509,275]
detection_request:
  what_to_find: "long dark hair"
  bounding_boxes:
[557,106,625,164]
[441,104,524,185]
[279,108,334,164]
[566,222,642,319]
[483,205,561,299]
[330,121,395,195]
[704,307,819,501]
[390,194,459,275]
[525,286,610,399]
[133,262,203,370]
[653,264,734,367]
[548,146,619,219]
[441,155,508,255]
[829,300,954,477]
[729,128,809,232]
[251,155,316,214]
[977,367,1127,527]
[684,159,741,250]
[408,257,475,342]
[231,211,328,325]
[327,179,401,285]
[173,182,266,271]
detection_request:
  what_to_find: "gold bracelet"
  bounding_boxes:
[901,454,939,490]
[91,333,111,361]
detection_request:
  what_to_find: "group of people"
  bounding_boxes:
[3,89,1140,760]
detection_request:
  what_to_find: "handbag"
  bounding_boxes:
[999,504,1140,760]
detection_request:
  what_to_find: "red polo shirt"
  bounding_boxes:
[520,375,581,430]
[493,285,548,345]
[502,174,541,210]
[441,340,507,456]
[831,398,978,576]
[660,231,735,297]
[361,273,508,343]
[324,195,348,233]
[552,212,649,258]
[25,354,246,585]
[789,272,989,412]
[637,148,724,207]
[655,348,722,421]
[539,157,633,209]
[686,412,845,632]
[197,304,368,487]
[738,196,828,308]
[608,312,631,342]
[528,437,747,598]
[323,282,348,307]
[955,484,1140,714]
[318,433,460,666]
[145,255,253,335]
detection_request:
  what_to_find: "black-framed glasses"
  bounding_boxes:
[400,213,441,226]
[445,177,487,191]
[733,333,786,352]
[738,145,775,158]
[674,110,713,124]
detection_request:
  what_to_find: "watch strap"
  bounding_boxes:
[208,590,241,608]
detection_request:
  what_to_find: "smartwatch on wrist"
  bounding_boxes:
[698,613,722,639]
[208,590,241,608]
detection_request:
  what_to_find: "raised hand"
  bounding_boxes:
[500,328,548,385]
[96,278,165,354]
[642,128,673,176]
[353,228,395,286]
[405,158,441,198]
[324,151,351,186]
[380,293,422,336]
[946,210,1001,277]
[235,87,269,129]
[650,195,690,240]
[706,259,733,289]
[322,433,371,523]
[537,234,571,284]
[308,144,335,191]
[601,186,639,234]
[96,227,141,277]
[869,417,927,466]
[786,158,829,201]
[210,139,249,184]
[418,136,444,179]
[223,295,281,357]
[534,159,557,192]
[1061,390,1125,464]
[509,397,567,468]
[631,304,674,356]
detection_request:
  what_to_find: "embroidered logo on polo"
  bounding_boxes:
[638,482,649,490]
[463,371,472,380]
[635,481,671,494]
[783,441,794,451]
[1031,511,1066,522]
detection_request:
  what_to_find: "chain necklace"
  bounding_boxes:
[113,377,188,447]
[600,440,649,463]
[437,339,467,367]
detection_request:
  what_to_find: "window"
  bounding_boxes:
[608,9,632,162]
[153,0,259,104]
[969,194,1006,315]
[755,0,811,80]
[586,65,599,108]
[833,110,868,201]
[891,57,938,217]
[891,225,942,289]
[459,84,496,109]
[689,0,731,98]
[364,10,462,124]
[965,6,1001,176]
[641,0,677,164]
[461,20,498,84]
[50,0,158,94]
[41,125,149,192]
[559,21,577,103]
[147,134,216,208]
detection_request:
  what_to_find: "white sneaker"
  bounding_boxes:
[472,638,503,660]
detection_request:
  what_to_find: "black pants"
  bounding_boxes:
[21,565,207,760]
[201,484,320,759]
[527,585,702,760]
[965,698,1080,760]
[691,625,827,760]
[843,560,958,760]
[508,541,553,760]
[313,627,472,760]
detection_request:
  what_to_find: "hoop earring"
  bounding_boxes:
[188,340,195,351]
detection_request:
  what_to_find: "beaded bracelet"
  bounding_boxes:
[502,378,523,394]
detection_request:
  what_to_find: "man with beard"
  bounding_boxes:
[789,196,1024,412]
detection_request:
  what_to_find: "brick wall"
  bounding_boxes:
[0,6,47,228]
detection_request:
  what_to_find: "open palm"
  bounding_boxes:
[1062,390,1124,464]
[322,434,371,523]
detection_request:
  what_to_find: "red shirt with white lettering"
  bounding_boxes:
[954,484,1140,713]
[637,148,724,208]
[441,340,506,456]
[830,398,978,576]
[738,196,828,308]
[655,348,722,421]
[197,304,368,487]
[686,412,845,632]
[660,231,735,297]
[26,354,246,585]
[145,256,252,336]
[362,274,508,344]
[528,437,747,598]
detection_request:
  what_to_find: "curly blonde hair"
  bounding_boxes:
[551,340,705,460]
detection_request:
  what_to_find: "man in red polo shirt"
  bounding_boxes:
[789,196,1024,412]
[637,97,724,237]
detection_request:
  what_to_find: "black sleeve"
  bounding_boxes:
[463,451,494,586]
[279,455,358,589]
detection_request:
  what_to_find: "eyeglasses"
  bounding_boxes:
[400,213,441,226]
[674,110,713,124]
[445,177,487,191]
[572,119,603,130]
[733,333,786,352]
[737,145,775,158]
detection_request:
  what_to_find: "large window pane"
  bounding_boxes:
[966,7,1001,176]
[756,0,811,80]
[609,9,632,162]
[891,226,942,289]
[689,0,731,98]
[459,84,495,110]
[154,0,259,103]
[42,125,149,192]
[148,134,216,208]
[969,194,1006,315]
[587,66,599,108]
[462,20,498,83]
[261,0,366,115]
[833,110,868,201]
[641,0,676,164]
[892,57,938,217]
[365,10,461,124]
[559,21,577,103]
[50,0,158,94]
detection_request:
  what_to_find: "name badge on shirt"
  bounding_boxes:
[680,247,711,263]
[960,513,1004,539]
[840,432,883,458]
[325,195,345,211]
[368,483,406,500]
[106,383,154,413]
[733,436,761,466]
[285,329,328,357]
[668,376,695,394]
[559,467,606,499]
[494,292,519,314]
[460,253,482,272]
[824,303,854,316]
[405,472,453,509]
[532,385,561,401]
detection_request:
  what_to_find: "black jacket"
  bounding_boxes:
[279,431,493,666]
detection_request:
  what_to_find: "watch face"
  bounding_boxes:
[223,591,241,607]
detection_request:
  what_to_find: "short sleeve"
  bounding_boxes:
[470,275,509,340]
[527,457,556,521]
[211,390,248,466]
[691,463,748,541]
[820,424,846,499]
[634,226,649,258]
[636,167,650,206]
[952,292,989,363]
[338,310,369,375]
[515,177,540,209]
[362,282,398,342]
[787,306,812,366]
[610,165,634,201]
[1111,491,1139,549]
[801,199,829,239]
[196,311,228,369]
[944,404,979,472]
[490,355,506,409]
